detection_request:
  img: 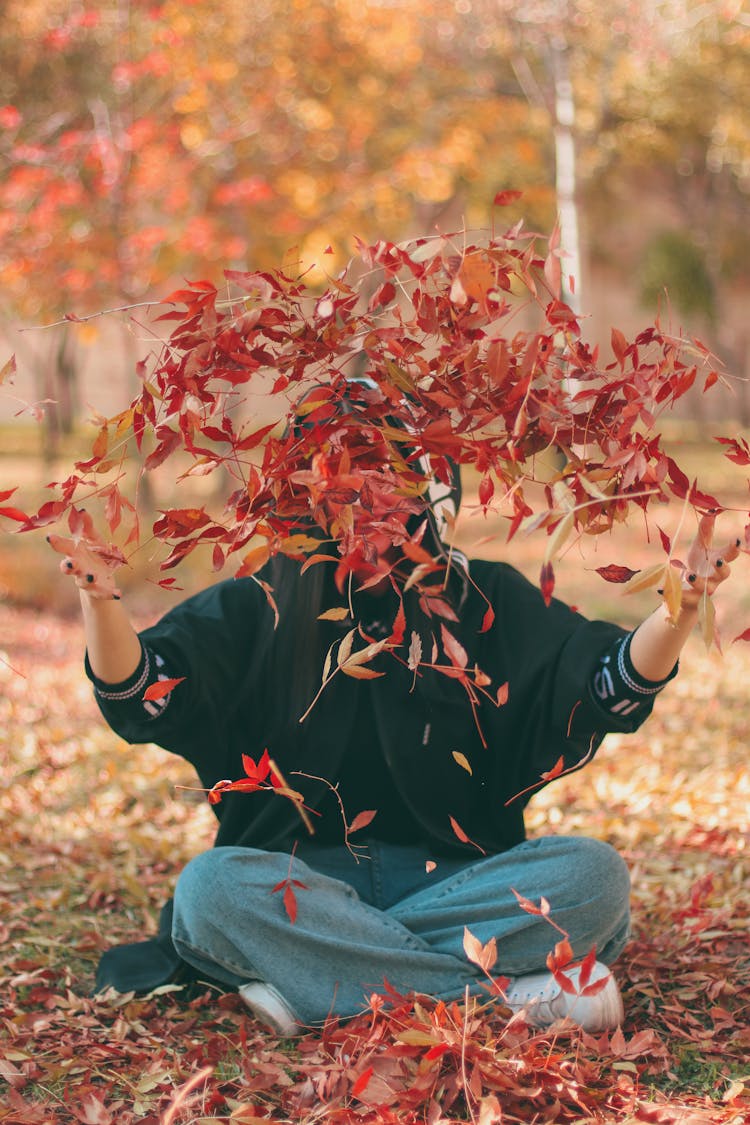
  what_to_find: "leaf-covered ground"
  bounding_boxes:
[1,495,749,1123]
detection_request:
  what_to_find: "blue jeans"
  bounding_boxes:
[172,834,630,1025]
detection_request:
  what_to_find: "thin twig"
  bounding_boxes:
[19,300,161,331]
[267,757,315,836]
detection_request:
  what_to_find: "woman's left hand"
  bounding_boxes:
[680,513,739,609]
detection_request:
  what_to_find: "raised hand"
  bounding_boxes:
[681,513,739,609]
[47,532,126,600]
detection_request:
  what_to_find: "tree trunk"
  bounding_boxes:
[551,37,581,314]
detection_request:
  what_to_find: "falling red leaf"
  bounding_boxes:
[0,505,29,522]
[440,623,468,670]
[511,889,551,917]
[578,945,598,990]
[595,564,640,583]
[283,883,298,924]
[348,809,377,834]
[478,474,494,506]
[449,815,486,854]
[541,755,565,781]
[480,604,495,633]
[493,189,523,206]
[143,677,185,701]
[657,525,673,554]
[540,561,555,606]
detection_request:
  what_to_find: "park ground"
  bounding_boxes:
[0,425,748,1123]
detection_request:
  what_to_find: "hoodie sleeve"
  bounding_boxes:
[471,560,669,797]
[85,577,268,767]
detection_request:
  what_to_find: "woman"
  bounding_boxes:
[55,438,736,1037]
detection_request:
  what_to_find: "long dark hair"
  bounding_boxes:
[261,552,341,729]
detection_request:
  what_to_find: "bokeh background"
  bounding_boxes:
[1,0,750,611]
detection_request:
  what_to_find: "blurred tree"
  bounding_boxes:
[1,0,748,424]
[585,1,750,299]
[0,0,553,325]
[640,231,716,323]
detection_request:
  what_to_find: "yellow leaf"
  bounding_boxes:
[699,595,716,649]
[340,665,385,679]
[577,474,613,501]
[543,511,575,564]
[662,563,683,625]
[337,628,357,666]
[343,638,389,667]
[279,534,323,555]
[321,639,336,684]
[452,751,473,775]
[114,408,134,436]
[621,562,667,596]
[396,1030,441,1047]
[317,607,350,621]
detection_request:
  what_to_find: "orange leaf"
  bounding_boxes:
[317,607,351,621]
[541,755,565,781]
[511,889,546,916]
[463,926,498,972]
[449,816,486,854]
[449,815,470,843]
[236,542,271,578]
[348,809,377,834]
[340,665,384,680]
[546,937,574,973]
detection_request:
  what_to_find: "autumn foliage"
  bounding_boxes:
[6,219,748,655]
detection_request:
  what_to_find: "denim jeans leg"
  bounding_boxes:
[171,834,630,1025]
[388,834,631,974]
[171,845,480,1025]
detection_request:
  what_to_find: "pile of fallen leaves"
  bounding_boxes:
[1,508,749,1123]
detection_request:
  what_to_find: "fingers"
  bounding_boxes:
[47,533,78,557]
[718,537,741,565]
[680,560,731,612]
[52,537,122,599]
[58,554,121,598]
[696,512,716,549]
[686,515,740,577]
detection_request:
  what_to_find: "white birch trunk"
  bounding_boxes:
[551,38,581,314]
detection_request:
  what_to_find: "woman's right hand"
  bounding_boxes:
[47,533,125,600]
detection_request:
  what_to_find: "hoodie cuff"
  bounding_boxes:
[590,631,676,718]
[85,641,152,701]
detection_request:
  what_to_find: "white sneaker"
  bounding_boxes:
[504,960,624,1032]
[238,981,300,1036]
